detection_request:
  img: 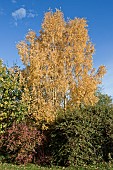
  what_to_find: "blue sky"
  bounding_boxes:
[0,0,113,97]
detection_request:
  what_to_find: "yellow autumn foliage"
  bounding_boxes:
[17,10,106,125]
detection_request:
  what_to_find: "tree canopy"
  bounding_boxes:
[17,10,106,125]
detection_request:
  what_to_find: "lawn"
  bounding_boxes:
[0,163,113,170]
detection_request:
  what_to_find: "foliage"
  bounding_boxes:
[0,121,46,164]
[89,93,113,162]
[49,109,97,166]
[17,10,106,126]
[48,93,113,166]
[0,59,26,134]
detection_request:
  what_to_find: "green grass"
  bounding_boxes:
[0,163,113,170]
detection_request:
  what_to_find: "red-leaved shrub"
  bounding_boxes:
[0,121,47,164]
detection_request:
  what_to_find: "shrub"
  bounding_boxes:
[49,94,113,166]
[0,121,47,164]
[49,109,97,166]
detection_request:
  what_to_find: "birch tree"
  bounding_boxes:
[17,10,106,126]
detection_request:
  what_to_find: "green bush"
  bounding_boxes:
[0,60,27,134]
[90,93,113,162]
[49,109,98,166]
[48,93,113,167]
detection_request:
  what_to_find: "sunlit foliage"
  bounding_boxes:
[0,59,26,133]
[17,10,106,125]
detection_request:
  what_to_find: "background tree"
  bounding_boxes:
[0,59,26,133]
[17,10,106,126]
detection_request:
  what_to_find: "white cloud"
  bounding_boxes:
[12,8,38,26]
[12,8,38,21]
[12,8,26,20]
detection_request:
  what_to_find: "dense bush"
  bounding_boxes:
[49,109,98,166]
[90,93,113,162]
[0,121,47,164]
[48,93,113,167]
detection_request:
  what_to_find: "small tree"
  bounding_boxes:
[0,59,26,133]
